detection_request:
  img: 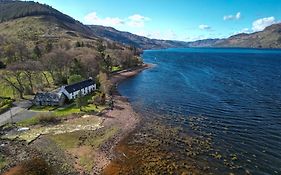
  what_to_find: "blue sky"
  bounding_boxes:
[35,0,281,41]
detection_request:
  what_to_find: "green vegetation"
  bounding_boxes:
[0,98,13,114]
[0,82,14,98]
[50,126,119,149]
[29,105,57,112]
[111,66,122,72]
[67,74,83,85]
[17,113,58,127]
[0,1,75,23]
[54,103,105,117]
[0,154,7,169]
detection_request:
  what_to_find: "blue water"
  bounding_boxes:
[118,48,281,174]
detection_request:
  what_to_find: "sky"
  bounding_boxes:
[35,0,281,41]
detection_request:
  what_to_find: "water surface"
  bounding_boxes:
[112,48,281,174]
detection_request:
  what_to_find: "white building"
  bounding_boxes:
[33,78,96,106]
[59,78,96,100]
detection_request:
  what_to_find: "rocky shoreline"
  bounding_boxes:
[92,63,153,174]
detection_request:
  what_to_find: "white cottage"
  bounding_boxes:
[59,78,96,100]
[33,78,96,106]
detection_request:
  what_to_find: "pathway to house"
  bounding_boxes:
[0,100,38,126]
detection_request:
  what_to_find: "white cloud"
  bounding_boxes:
[84,12,125,27]
[128,14,150,27]
[252,16,277,32]
[84,12,150,28]
[224,12,241,21]
[199,24,211,30]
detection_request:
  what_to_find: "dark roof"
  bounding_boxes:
[34,92,61,102]
[64,79,95,93]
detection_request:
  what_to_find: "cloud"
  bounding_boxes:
[84,12,150,28]
[199,24,211,30]
[224,12,241,21]
[84,12,125,27]
[252,16,277,32]
[128,14,150,27]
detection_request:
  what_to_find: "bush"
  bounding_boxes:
[0,99,13,114]
[38,114,60,125]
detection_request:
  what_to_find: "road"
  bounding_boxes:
[0,100,36,126]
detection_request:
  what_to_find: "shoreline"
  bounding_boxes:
[92,63,153,174]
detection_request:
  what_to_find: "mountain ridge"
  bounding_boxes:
[0,0,281,49]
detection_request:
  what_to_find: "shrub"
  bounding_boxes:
[38,114,60,125]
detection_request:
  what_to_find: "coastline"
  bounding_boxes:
[92,63,153,174]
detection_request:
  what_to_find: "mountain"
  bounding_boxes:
[215,23,281,48]
[0,0,96,41]
[187,38,223,47]
[1,0,281,49]
[88,25,191,49]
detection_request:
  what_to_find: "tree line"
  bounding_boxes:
[0,35,143,99]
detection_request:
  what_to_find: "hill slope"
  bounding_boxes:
[0,0,95,38]
[88,25,191,49]
[215,23,281,48]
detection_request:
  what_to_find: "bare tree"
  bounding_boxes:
[0,64,25,99]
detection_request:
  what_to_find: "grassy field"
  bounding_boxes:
[18,93,106,126]
[49,126,119,173]
[111,66,122,72]
[0,98,13,114]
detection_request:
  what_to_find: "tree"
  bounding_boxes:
[75,41,81,47]
[68,74,83,85]
[0,64,25,99]
[75,91,86,111]
[0,61,6,69]
[69,58,83,76]
[41,49,72,85]
[45,41,53,53]
[33,45,41,59]
[98,71,112,95]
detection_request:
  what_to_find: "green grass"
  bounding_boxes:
[29,105,57,112]
[0,155,6,169]
[0,82,15,98]
[50,126,119,149]
[17,116,41,127]
[0,98,13,114]
[53,103,105,117]
[111,66,122,72]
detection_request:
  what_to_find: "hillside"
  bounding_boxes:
[0,1,97,41]
[88,25,191,49]
[215,23,281,48]
[0,0,74,23]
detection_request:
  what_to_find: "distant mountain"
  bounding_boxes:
[88,25,191,49]
[187,39,223,47]
[215,23,281,48]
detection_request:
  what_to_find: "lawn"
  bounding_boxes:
[0,82,14,98]
[111,66,122,72]
[29,105,57,112]
[0,98,13,114]
[54,103,106,117]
